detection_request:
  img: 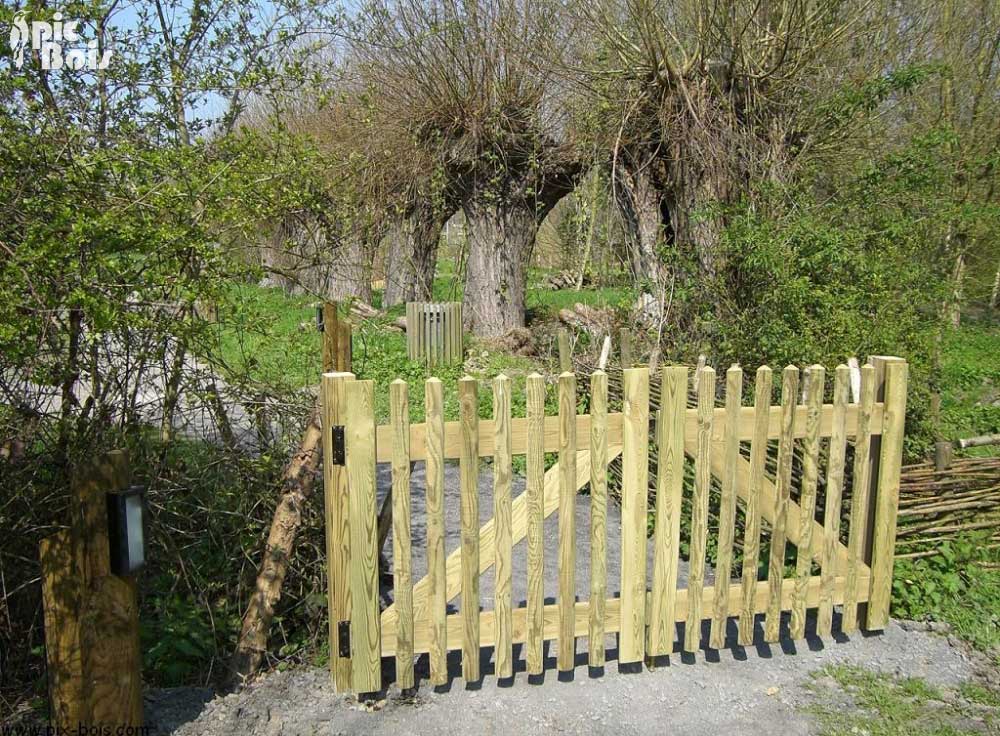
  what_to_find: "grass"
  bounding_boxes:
[213,274,633,424]
[806,664,998,735]
[892,535,1000,666]
[939,316,1000,456]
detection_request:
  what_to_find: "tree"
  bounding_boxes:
[352,0,584,335]
[577,0,894,299]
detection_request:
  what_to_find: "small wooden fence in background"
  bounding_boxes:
[406,302,463,366]
[322,357,908,695]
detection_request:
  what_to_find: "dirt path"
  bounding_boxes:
[148,621,983,736]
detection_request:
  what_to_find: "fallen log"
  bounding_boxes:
[227,403,323,689]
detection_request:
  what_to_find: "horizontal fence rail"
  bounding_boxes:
[322,357,908,694]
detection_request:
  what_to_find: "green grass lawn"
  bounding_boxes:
[939,317,1000,455]
[806,664,998,735]
[214,275,633,424]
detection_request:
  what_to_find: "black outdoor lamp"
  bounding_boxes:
[316,304,325,332]
[106,485,147,576]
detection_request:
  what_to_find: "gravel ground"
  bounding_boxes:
[149,620,984,736]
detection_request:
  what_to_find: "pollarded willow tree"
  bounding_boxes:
[352,0,586,335]
[578,0,894,297]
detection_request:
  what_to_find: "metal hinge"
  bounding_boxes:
[338,620,351,657]
[331,426,345,465]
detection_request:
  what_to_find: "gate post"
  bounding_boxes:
[345,379,382,694]
[322,371,355,691]
[865,357,908,630]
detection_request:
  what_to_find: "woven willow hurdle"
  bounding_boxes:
[406,302,463,365]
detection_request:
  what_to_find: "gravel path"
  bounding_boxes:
[149,621,982,736]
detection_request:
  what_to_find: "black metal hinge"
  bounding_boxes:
[338,620,351,657]
[331,426,345,465]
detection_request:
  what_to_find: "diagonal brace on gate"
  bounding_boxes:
[381,446,623,628]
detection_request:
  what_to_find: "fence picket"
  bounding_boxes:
[589,370,609,667]
[818,366,849,636]
[620,367,650,663]
[843,364,875,632]
[526,373,546,675]
[711,365,742,648]
[390,380,414,689]
[765,366,800,643]
[685,367,714,652]
[459,377,480,682]
[648,366,687,657]
[345,379,381,693]
[558,372,578,671]
[425,378,448,685]
[791,366,824,639]
[737,366,772,646]
[868,359,908,629]
[494,375,514,678]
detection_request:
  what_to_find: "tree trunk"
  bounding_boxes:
[668,155,726,283]
[383,206,446,307]
[948,248,966,328]
[616,163,668,289]
[325,233,373,304]
[462,200,539,337]
[228,404,323,689]
[990,261,999,310]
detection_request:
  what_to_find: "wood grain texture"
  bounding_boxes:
[685,367,714,652]
[648,366,687,657]
[372,403,883,463]
[346,379,381,693]
[791,366,824,640]
[867,359,908,630]
[425,378,447,685]
[620,367,650,663]
[493,375,514,678]
[81,574,142,729]
[738,367,772,645]
[390,380,414,688]
[818,366,849,637]
[843,364,876,633]
[40,531,85,729]
[322,302,338,372]
[765,366,800,643]
[589,370,609,667]
[558,330,572,373]
[321,371,355,690]
[458,377,480,683]
[558,372,578,671]
[710,366,742,649]
[526,373,546,675]
[380,575,872,657]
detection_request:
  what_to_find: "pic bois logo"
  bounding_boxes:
[9,11,112,71]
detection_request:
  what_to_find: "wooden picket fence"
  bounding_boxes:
[321,357,908,695]
[406,302,463,365]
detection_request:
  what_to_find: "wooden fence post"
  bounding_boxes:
[557,329,572,373]
[321,302,338,373]
[345,379,381,693]
[866,357,908,630]
[322,371,355,691]
[43,450,142,731]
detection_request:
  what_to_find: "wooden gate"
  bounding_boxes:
[322,357,908,694]
[406,302,463,365]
